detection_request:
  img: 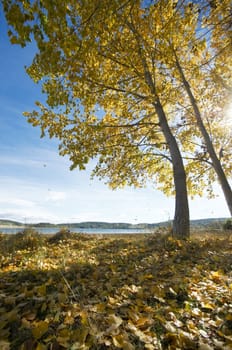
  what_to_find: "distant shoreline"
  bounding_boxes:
[0,217,229,230]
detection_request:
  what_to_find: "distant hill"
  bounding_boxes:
[49,218,230,229]
[0,220,23,227]
[33,222,59,228]
[0,218,230,229]
[188,218,228,227]
[59,222,138,229]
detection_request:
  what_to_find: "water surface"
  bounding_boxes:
[0,227,149,235]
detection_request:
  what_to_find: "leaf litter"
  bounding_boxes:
[0,230,232,349]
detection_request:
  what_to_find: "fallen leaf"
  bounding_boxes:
[0,340,10,350]
[32,320,49,339]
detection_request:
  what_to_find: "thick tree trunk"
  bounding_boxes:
[154,98,190,239]
[175,55,232,216]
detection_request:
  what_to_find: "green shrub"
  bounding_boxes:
[223,219,232,231]
[48,228,72,244]
[2,228,45,252]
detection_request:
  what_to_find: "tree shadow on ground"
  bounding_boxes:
[0,233,232,349]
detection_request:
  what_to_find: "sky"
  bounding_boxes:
[0,12,231,225]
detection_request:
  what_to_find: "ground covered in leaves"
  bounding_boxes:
[0,229,232,350]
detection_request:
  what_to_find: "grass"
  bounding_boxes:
[0,229,232,349]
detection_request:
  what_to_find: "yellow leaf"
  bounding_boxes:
[36,343,47,350]
[92,303,106,312]
[109,314,123,326]
[4,309,18,322]
[108,296,118,305]
[32,321,49,339]
[210,271,222,282]
[24,312,36,321]
[64,313,75,325]
[71,326,89,345]
[106,314,123,333]
[112,333,135,349]
[21,318,31,329]
[123,344,135,350]
[0,320,8,330]
[0,340,10,350]
[198,342,214,350]
[186,320,198,333]
[201,302,215,311]
[143,274,153,280]
[41,302,47,313]
[58,293,67,303]
[226,313,232,321]
[57,336,70,347]
[80,310,89,326]
[36,284,46,296]
[110,264,117,273]
[0,328,10,340]
[4,296,16,305]
[54,311,60,322]
[112,333,125,347]
[58,328,70,338]
[135,317,152,329]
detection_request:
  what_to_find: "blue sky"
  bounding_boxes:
[0,13,230,224]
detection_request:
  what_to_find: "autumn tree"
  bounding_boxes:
[3,0,232,234]
[2,0,195,238]
[170,0,232,215]
[137,0,232,211]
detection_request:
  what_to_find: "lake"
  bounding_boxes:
[0,227,149,235]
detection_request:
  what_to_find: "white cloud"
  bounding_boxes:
[0,155,45,168]
[0,197,36,207]
[45,191,67,202]
[0,208,59,224]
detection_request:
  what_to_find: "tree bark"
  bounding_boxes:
[129,24,190,238]
[154,98,190,238]
[175,54,232,216]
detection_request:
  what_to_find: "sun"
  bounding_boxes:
[224,100,232,127]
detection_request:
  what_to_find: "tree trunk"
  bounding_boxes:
[130,27,190,238]
[154,98,190,239]
[175,55,232,216]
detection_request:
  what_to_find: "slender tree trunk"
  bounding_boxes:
[145,75,190,238]
[129,25,190,238]
[175,54,232,216]
[154,98,190,238]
